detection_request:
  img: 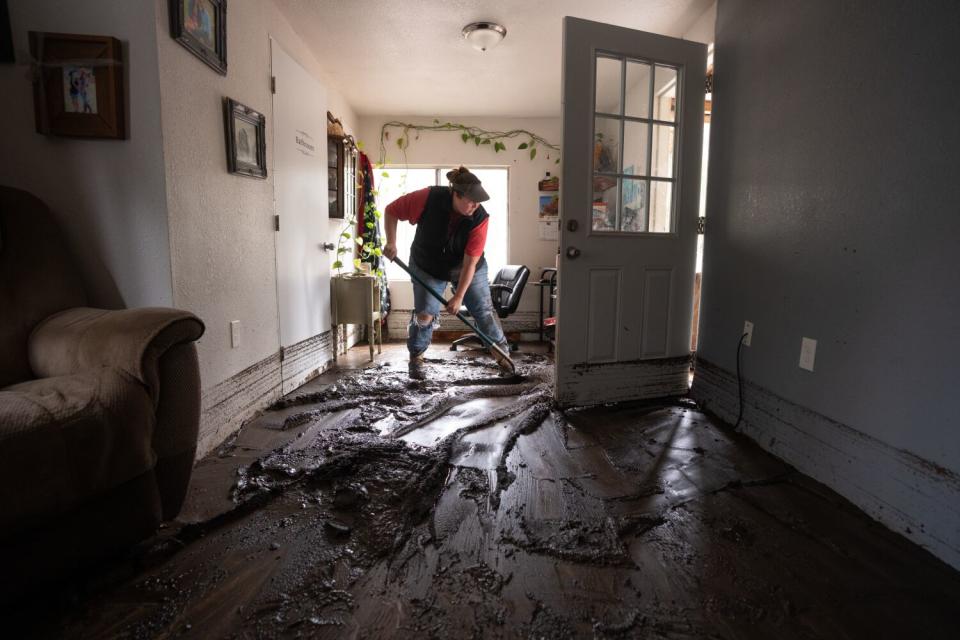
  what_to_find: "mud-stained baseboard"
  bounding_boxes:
[198,352,282,459]
[690,357,960,571]
[555,356,690,407]
[386,309,541,338]
[198,330,347,460]
[280,331,334,395]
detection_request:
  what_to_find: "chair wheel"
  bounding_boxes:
[449,344,458,351]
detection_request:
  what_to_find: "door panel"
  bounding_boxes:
[586,268,621,362]
[555,17,706,407]
[271,40,330,348]
[640,268,673,358]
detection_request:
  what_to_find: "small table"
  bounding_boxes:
[331,274,382,361]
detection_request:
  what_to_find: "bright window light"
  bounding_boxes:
[375,167,509,282]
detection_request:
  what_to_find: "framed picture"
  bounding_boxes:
[223,97,266,179]
[28,31,125,139]
[539,194,559,218]
[169,0,227,75]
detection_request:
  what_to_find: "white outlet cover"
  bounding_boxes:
[799,337,816,371]
[230,320,241,348]
[743,321,754,347]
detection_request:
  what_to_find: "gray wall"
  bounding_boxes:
[0,0,172,308]
[698,0,960,472]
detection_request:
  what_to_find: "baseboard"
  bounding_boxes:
[691,357,960,571]
[198,352,282,459]
[198,330,341,459]
[280,330,334,395]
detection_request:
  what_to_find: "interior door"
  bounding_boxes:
[555,17,706,406]
[271,39,330,355]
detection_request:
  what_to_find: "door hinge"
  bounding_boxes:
[697,216,706,235]
[270,76,276,94]
[274,215,280,231]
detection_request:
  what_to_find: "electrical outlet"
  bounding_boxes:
[743,321,754,347]
[799,337,817,371]
[230,320,241,348]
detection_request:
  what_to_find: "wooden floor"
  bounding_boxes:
[14,342,960,638]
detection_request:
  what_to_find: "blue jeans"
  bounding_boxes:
[408,258,507,357]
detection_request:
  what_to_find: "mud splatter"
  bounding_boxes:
[24,349,960,640]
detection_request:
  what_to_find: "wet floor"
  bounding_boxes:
[12,343,960,638]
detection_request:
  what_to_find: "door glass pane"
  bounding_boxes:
[653,65,678,122]
[649,180,673,233]
[620,178,647,232]
[651,124,675,178]
[624,60,651,119]
[622,121,649,176]
[593,116,620,174]
[591,176,618,231]
[595,56,621,115]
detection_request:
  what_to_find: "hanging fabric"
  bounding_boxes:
[357,151,391,320]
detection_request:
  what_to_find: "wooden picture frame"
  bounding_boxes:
[169,0,227,75]
[28,31,126,139]
[223,97,266,179]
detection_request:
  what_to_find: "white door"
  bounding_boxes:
[271,39,330,351]
[555,18,707,407]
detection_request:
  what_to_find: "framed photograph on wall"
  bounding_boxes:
[169,0,227,75]
[28,31,125,139]
[223,97,266,179]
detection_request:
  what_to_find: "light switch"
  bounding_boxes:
[799,337,816,371]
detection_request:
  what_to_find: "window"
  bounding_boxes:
[592,54,679,233]
[375,167,509,281]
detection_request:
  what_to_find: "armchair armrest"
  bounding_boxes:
[489,283,512,293]
[28,307,205,406]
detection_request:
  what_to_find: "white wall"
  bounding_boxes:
[0,0,172,309]
[356,115,561,314]
[155,0,357,388]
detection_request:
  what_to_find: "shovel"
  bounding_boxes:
[392,257,516,375]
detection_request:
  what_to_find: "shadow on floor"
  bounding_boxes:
[11,342,960,638]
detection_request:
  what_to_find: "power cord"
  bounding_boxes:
[735,332,748,429]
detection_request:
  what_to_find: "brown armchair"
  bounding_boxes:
[0,187,205,589]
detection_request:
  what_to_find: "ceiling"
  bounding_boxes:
[273,0,714,118]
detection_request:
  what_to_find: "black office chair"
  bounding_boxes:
[450,264,530,352]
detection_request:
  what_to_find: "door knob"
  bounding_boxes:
[322,242,335,251]
[566,246,581,259]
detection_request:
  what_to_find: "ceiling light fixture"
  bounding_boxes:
[461,22,507,52]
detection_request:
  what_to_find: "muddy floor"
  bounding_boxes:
[14,344,960,638]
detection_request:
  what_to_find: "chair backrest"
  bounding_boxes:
[0,188,88,387]
[491,265,530,318]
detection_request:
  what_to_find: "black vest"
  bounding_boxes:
[410,186,488,280]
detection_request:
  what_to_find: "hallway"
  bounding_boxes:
[20,344,960,638]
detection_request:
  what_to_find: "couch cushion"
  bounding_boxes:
[0,368,156,537]
[0,187,87,388]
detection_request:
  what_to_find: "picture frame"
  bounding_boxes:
[28,31,126,139]
[223,97,266,179]
[539,194,559,218]
[169,0,227,75]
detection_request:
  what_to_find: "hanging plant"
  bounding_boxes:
[378,120,560,167]
[331,165,384,277]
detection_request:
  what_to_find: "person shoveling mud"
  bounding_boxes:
[383,166,515,376]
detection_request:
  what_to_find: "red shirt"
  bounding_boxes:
[385,187,489,257]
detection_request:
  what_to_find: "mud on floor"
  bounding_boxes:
[30,351,960,639]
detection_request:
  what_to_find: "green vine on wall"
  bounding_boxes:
[378,120,560,167]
